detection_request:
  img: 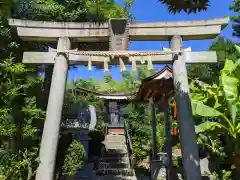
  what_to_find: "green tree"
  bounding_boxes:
[187,37,239,84]
[230,0,240,37]
[159,0,209,14]
[0,57,45,179]
[191,45,240,174]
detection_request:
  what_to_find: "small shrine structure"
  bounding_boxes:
[75,87,134,135]
[136,66,173,180]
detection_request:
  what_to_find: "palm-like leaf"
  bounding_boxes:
[191,46,240,138]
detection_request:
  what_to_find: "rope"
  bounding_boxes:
[54,49,189,72]
[56,50,184,57]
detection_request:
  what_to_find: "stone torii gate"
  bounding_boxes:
[8,17,228,180]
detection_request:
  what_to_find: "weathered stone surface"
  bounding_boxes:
[200,157,211,175]
[35,37,71,180]
[22,51,218,65]
[97,135,136,179]
[108,18,129,51]
[150,160,166,180]
[171,35,201,180]
[8,17,229,42]
[62,105,97,130]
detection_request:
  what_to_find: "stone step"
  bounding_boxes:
[95,175,137,180]
[95,176,151,180]
[75,164,93,174]
[106,145,128,150]
[103,151,128,158]
[99,162,130,169]
[104,141,126,146]
[104,148,128,154]
[105,138,126,143]
[101,156,129,163]
[75,172,93,179]
[96,168,134,176]
[109,132,124,135]
[101,159,129,164]
[136,177,151,180]
[75,171,96,180]
[75,175,92,180]
[105,135,126,141]
[104,140,125,144]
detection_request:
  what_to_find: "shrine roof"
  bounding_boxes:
[74,86,135,100]
[72,66,173,102]
[136,65,173,102]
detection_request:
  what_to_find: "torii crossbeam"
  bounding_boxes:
[8,17,228,180]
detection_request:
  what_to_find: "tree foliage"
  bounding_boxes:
[191,45,240,175]
[0,57,44,179]
[62,140,85,176]
[230,0,240,37]
[0,0,135,179]
[187,37,239,84]
[159,0,209,14]
[13,0,128,22]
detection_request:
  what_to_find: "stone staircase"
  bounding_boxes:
[75,163,95,180]
[96,135,136,180]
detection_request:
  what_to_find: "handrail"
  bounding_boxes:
[124,120,134,168]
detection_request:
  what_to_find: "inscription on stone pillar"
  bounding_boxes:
[108,18,129,51]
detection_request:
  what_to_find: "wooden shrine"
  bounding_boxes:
[136,65,173,179]
[8,17,229,180]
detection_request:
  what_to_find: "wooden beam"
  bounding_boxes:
[22,51,218,64]
[149,98,157,160]
[163,96,172,180]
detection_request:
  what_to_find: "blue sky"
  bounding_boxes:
[68,0,237,82]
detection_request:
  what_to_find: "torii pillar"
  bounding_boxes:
[35,37,71,180]
[171,35,201,180]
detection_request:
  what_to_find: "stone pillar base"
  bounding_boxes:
[150,160,166,180]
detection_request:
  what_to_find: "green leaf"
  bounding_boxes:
[221,59,236,74]
[234,45,240,55]
[192,100,223,117]
[221,66,239,124]
[195,121,223,134]
[191,100,234,132]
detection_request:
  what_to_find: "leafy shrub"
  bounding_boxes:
[172,156,182,168]
[212,170,232,180]
[156,113,165,152]
[132,137,149,164]
[62,140,85,176]
[0,148,39,180]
